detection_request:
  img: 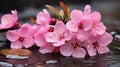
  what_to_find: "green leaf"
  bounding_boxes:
[45,5,61,18]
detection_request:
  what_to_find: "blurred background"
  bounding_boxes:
[0,0,120,32]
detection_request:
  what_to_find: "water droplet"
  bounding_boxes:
[0,62,13,67]
[46,60,57,64]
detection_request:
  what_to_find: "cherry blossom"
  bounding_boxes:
[34,30,58,54]
[45,21,71,46]
[90,22,106,36]
[84,5,106,36]
[0,10,18,29]
[4,4,113,58]
[6,23,35,49]
[34,30,48,47]
[36,9,51,31]
[39,44,58,54]
[60,37,86,58]
[66,10,91,41]
[18,23,38,37]
[87,32,113,57]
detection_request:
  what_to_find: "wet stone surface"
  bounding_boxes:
[0,28,120,67]
[0,36,120,67]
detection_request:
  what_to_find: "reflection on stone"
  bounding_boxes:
[16,64,24,67]
[6,55,29,59]
[110,31,117,35]
[46,60,57,64]
[115,35,120,41]
[0,62,13,67]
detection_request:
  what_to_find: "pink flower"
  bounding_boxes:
[66,5,103,41]
[6,23,35,49]
[90,22,106,36]
[0,10,18,29]
[87,32,113,57]
[34,30,48,47]
[66,5,95,32]
[39,44,58,54]
[18,23,38,37]
[36,9,51,31]
[84,5,106,36]
[66,9,91,41]
[84,5,101,22]
[34,30,58,54]
[45,21,71,46]
[60,37,86,58]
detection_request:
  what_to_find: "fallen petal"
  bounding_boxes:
[0,49,32,56]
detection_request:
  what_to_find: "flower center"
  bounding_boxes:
[72,43,80,49]
[48,27,54,32]
[19,37,24,42]
[78,23,83,29]
[92,42,99,48]
[55,32,65,39]
[13,22,18,27]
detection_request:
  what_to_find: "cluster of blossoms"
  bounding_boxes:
[0,5,113,58]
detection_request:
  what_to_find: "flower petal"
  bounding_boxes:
[98,32,113,46]
[60,43,73,57]
[93,22,106,35]
[64,30,72,41]
[76,30,89,41]
[82,16,93,31]
[1,14,15,24]
[11,41,22,49]
[18,23,30,37]
[22,37,34,48]
[72,47,86,58]
[45,32,59,42]
[34,32,47,47]
[11,10,18,21]
[84,5,91,15]
[96,46,109,54]
[30,25,39,36]
[43,9,51,19]
[54,21,66,34]
[90,11,101,22]
[53,39,65,46]
[1,14,14,28]
[36,9,51,24]
[6,30,19,42]
[88,34,97,43]
[70,9,83,22]
[38,21,50,31]
[66,21,78,32]
[87,45,97,57]
[39,45,55,54]
[0,22,14,29]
